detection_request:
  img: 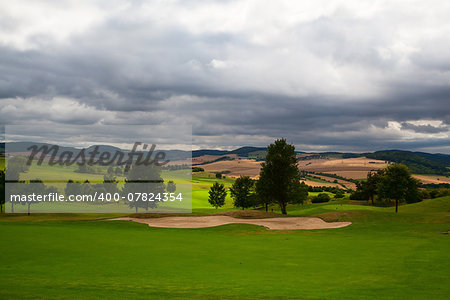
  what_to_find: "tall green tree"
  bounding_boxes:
[230,176,255,210]
[103,174,119,194]
[255,173,272,211]
[208,182,227,209]
[122,164,165,213]
[363,169,385,204]
[6,156,29,175]
[24,179,46,215]
[378,164,419,213]
[0,170,5,213]
[64,179,82,197]
[5,156,30,213]
[257,139,302,214]
[166,181,176,193]
[288,181,309,205]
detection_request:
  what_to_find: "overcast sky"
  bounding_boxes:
[1,0,449,153]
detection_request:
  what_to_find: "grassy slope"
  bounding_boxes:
[1,197,449,299]
[304,175,330,183]
[190,172,235,211]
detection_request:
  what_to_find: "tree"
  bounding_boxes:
[166,181,176,193]
[255,173,272,211]
[230,176,255,210]
[215,173,222,179]
[349,189,366,200]
[81,180,94,196]
[208,182,227,209]
[363,170,384,204]
[312,193,331,203]
[0,170,5,213]
[6,156,29,174]
[103,174,118,194]
[24,179,56,215]
[350,169,384,203]
[288,181,308,205]
[334,189,345,199]
[64,179,82,197]
[257,139,302,214]
[5,156,30,213]
[122,164,165,213]
[377,164,419,213]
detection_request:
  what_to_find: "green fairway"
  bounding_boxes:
[1,197,449,299]
[190,172,235,210]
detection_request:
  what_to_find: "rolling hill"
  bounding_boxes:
[366,150,450,175]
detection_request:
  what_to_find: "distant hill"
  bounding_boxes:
[230,146,266,156]
[192,149,229,157]
[4,142,192,161]
[192,147,267,158]
[5,142,80,154]
[85,145,122,154]
[366,150,450,175]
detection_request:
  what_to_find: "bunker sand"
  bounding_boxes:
[111,216,351,230]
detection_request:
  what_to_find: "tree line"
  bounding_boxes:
[350,164,420,212]
[208,139,423,214]
[1,156,177,214]
[208,139,308,214]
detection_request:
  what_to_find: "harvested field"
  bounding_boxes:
[110,216,352,230]
[330,170,376,179]
[200,158,262,178]
[192,154,238,165]
[166,159,192,166]
[413,175,450,185]
[300,179,342,188]
[200,156,388,182]
[298,157,388,179]
[313,174,357,190]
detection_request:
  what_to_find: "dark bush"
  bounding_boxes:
[311,193,331,203]
[334,190,345,198]
[350,190,367,200]
[418,189,430,200]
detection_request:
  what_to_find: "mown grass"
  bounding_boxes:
[1,197,449,299]
[2,159,449,298]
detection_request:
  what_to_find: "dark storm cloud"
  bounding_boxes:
[0,0,449,153]
[400,123,449,134]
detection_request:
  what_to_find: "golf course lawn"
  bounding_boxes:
[1,197,449,299]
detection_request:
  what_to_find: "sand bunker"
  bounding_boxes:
[110,216,351,230]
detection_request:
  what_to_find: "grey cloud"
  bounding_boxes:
[400,123,448,134]
[1,1,449,153]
